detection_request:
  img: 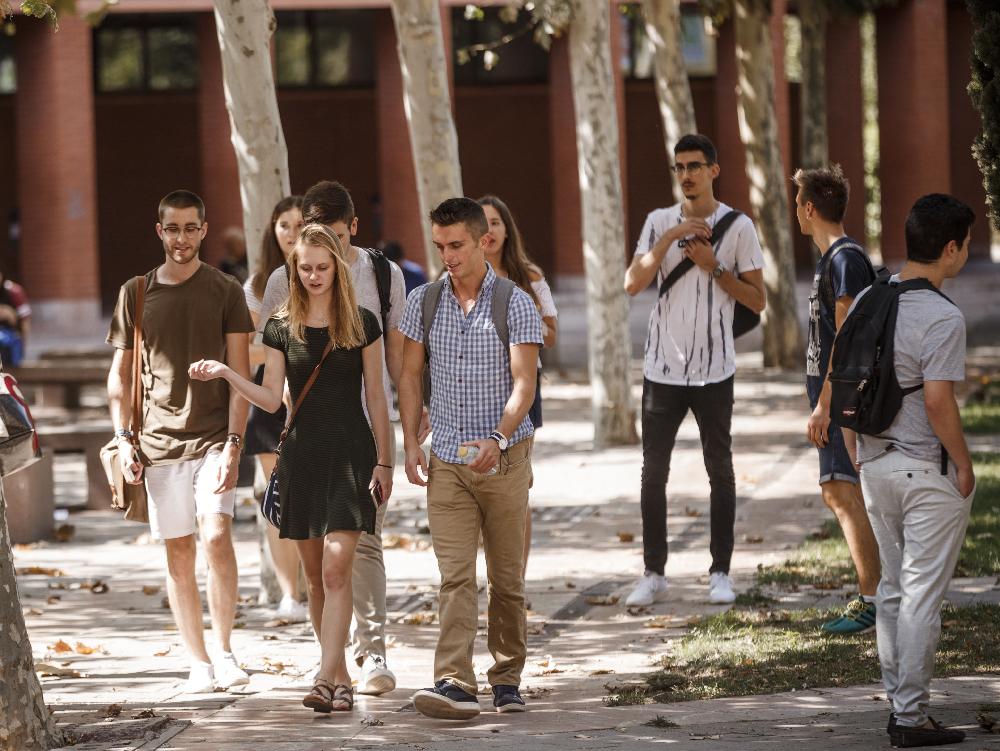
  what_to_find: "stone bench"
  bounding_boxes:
[37,421,113,510]
[12,360,110,409]
[4,452,55,544]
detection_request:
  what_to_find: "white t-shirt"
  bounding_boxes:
[259,248,406,421]
[531,278,558,318]
[634,202,765,386]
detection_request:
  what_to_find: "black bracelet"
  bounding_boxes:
[376,463,393,469]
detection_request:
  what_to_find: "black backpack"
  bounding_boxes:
[828,277,952,436]
[657,209,759,338]
[819,240,885,313]
[363,247,393,335]
[420,276,517,404]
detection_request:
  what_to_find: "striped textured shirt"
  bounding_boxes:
[398,263,543,464]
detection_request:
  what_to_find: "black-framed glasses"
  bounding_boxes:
[161,224,204,239]
[671,161,708,176]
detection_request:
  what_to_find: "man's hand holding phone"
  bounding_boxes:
[117,438,143,484]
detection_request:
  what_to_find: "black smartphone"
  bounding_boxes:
[370,482,384,507]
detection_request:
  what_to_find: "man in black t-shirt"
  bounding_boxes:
[794,166,880,635]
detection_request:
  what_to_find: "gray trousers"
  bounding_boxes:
[860,449,974,728]
[349,427,395,664]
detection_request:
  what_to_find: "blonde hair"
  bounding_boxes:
[279,223,365,348]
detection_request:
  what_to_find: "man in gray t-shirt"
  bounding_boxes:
[845,194,975,749]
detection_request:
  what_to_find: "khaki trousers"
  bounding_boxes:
[427,438,532,693]
[350,427,395,664]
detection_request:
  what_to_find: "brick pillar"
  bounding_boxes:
[14,15,101,335]
[946,2,991,260]
[825,15,866,245]
[877,0,949,264]
[713,20,751,212]
[197,13,244,267]
[549,36,584,280]
[375,9,426,268]
[609,1,630,257]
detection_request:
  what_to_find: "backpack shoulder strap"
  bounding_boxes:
[821,240,872,309]
[421,279,447,363]
[130,275,146,435]
[363,247,393,333]
[491,277,516,351]
[894,277,956,306]
[709,209,744,244]
[659,209,744,299]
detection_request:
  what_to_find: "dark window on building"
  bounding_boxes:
[0,31,15,94]
[452,6,548,85]
[620,4,716,79]
[274,10,375,88]
[94,15,198,92]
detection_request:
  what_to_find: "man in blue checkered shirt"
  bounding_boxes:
[398,198,543,720]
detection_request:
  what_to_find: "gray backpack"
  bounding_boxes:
[421,276,516,404]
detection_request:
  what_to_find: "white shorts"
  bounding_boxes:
[143,450,236,540]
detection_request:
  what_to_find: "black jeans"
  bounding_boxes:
[640,376,736,575]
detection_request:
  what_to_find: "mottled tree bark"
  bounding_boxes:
[390,0,463,277]
[0,489,62,751]
[567,0,638,447]
[799,0,829,170]
[643,0,698,198]
[213,0,291,273]
[733,0,802,368]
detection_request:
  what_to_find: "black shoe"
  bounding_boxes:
[412,680,481,720]
[492,684,526,713]
[889,716,965,748]
[887,712,897,733]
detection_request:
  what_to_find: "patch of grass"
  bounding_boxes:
[603,687,649,707]
[962,401,1000,434]
[980,702,1000,713]
[643,715,679,728]
[759,453,999,586]
[632,603,1000,704]
[734,586,778,609]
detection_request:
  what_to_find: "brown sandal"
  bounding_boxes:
[330,683,353,711]
[303,678,336,713]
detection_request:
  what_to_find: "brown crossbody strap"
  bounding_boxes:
[277,340,333,444]
[130,276,146,438]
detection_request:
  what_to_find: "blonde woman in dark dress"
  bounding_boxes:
[189,224,393,713]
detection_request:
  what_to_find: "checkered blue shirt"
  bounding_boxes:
[398,264,543,464]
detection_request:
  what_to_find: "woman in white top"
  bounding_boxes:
[478,195,558,577]
[243,195,305,621]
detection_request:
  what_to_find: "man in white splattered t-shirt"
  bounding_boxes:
[623,134,766,609]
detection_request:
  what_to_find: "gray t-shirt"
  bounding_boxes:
[857,278,966,464]
[259,247,405,421]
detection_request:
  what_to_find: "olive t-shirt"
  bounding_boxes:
[107,263,255,466]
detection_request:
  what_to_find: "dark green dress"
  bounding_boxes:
[262,308,382,540]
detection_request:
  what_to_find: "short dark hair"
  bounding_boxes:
[380,240,403,263]
[674,134,717,164]
[302,180,355,225]
[158,190,205,222]
[429,197,488,239]
[905,194,975,263]
[792,165,850,223]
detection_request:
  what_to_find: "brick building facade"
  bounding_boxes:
[1,0,991,326]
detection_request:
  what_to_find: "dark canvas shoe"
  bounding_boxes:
[889,716,965,748]
[821,595,877,635]
[492,684,526,713]
[412,680,481,720]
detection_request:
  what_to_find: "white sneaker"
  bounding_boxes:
[213,652,250,689]
[183,661,216,694]
[274,596,309,624]
[708,572,736,604]
[357,654,396,695]
[625,572,668,607]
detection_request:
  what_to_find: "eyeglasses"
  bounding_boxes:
[671,161,709,176]
[162,225,203,239]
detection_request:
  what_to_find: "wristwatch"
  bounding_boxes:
[225,433,243,449]
[115,428,134,441]
[488,430,509,451]
[712,263,726,279]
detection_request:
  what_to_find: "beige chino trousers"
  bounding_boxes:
[426,437,532,693]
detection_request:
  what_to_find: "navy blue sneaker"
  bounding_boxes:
[412,680,481,720]
[492,684,526,713]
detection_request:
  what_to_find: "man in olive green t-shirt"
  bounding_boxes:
[107,190,254,694]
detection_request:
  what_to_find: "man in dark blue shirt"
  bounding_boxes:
[795,165,880,635]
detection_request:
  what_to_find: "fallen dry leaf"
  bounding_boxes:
[50,640,73,654]
[527,622,546,636]
[262,657,289,674]
[361,715,384,727]
[87,580,110,594]
[743,535,764,544]
[589,669,614,675]
[24,608,43,616]
[520,686,552,699]
[46,595,61,605]
[263,618,291,628]
[132,709,157,719]
[383,533,431,551]
[17,566,65,577]
[101,704,123,718]
[977,712,999,733]
[54,524,75,543]
[48,582,66,590]
[262,634,278,641]
[142,585,161,596]
[74,642,107,656]
[161,597,171,609]
[153,646,171,657]
[565,581,576,589]
[689,735,722,740]
[684,506,703,517]
[14,542,39,551]
[617,531,635,543]
[403,612,436,626]
[36,663,84,678]
[585,595,620,606]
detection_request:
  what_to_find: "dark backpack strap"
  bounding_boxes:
[364,247,393,335]
[821,241,873,311]
[421,279,447,365]
[658,209,744,298]
[490,277,516,350]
